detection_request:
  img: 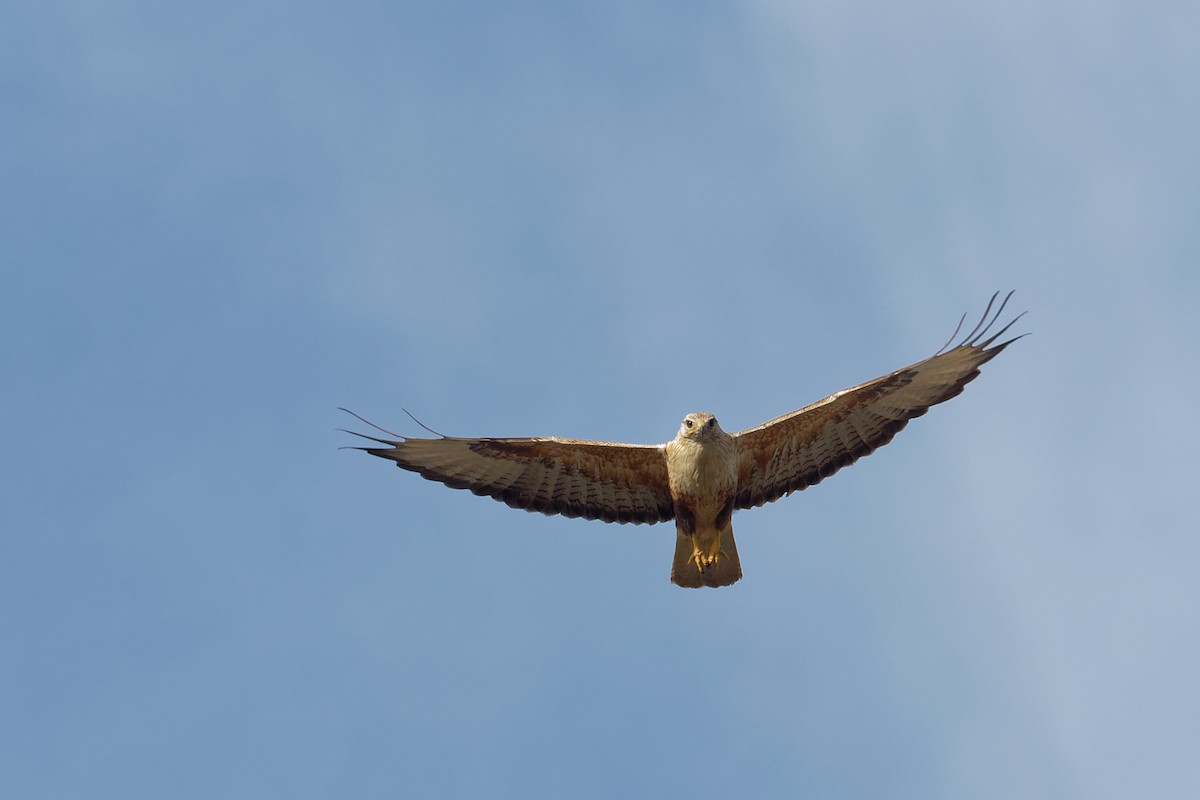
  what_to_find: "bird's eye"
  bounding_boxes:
[684,418,694,429]
[707,418,715,428]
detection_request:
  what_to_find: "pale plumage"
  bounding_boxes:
[344,292,1025,588]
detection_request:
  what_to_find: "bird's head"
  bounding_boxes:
[678,412,723,440]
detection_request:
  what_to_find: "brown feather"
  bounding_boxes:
[733,292,1025,509]
[348,433,675,525]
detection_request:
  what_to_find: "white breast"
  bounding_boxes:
[665,435,737,505]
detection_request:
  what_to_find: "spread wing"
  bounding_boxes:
[343,423,674,525]
[733,291,1025,510]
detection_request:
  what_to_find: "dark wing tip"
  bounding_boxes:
[338,427,401,448]
[939,291,1028,355]
[338,407,407,437]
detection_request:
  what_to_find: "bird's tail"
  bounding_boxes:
[670,527,742,588]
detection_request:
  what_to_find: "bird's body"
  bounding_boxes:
[664,413,741,587]
[344,293,1025,588]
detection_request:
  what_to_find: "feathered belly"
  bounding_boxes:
[667,443,737,530]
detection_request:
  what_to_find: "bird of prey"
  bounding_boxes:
[344,292,1024,588]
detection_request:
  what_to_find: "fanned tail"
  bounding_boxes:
[670,528,742,588]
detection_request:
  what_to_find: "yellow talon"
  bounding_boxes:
[688,534,727,572]
[708,537,728,565]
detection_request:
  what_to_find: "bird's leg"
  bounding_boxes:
[707,530,729,565]
[686,532,729,572]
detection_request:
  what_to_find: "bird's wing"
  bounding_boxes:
[733,292,1025,510]
[344,424,675,524]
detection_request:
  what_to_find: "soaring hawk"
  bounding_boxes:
[344,293,1024,588]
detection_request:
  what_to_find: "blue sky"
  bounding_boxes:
[4,1,1198,797]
